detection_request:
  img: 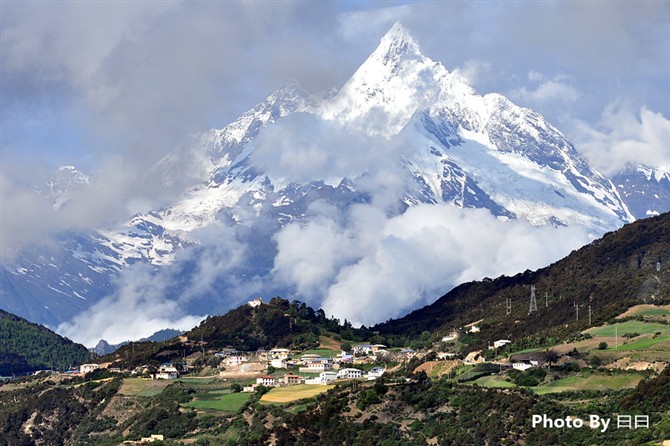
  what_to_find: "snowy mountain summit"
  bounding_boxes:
[3,22,635,333]
[147,21,631,242]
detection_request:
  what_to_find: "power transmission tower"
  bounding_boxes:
[545,292,548,308]
[506,297,512,315]
[588,305,592,326]
[574,302,579,322]
[529,285,537,314]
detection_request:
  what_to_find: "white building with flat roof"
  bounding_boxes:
[256,375,277,387]
[305,371,337,385]
[299,357,333,372]
[80,364,101,374]
[337,368,363,379]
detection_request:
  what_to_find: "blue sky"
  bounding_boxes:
[2,0,670,250]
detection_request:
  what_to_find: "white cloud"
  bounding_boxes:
[56,221,259,346]
[452,60,493,89]
[272,203,591,326]
[0,157,139,260]
[338,4,413,43]
[570,103,670,176]
[509,72,579,109]
[272,216,360,299]
[250,112,409,192]
[57,263,204,347]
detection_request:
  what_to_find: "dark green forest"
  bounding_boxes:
[0,310,89,375]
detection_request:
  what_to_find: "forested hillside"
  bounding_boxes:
[100,297,376,370]
[0,310,89,375]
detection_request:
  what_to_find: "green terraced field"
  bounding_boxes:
[611,334,670,351]
[467,375,516,388]
[184,392,251,412]
[634,307,670,316]
[300,349,338,358]
[533,373,644,395]
[118,378,171,397]
[585,320,670,337]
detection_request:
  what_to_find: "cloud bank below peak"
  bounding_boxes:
[273,203,592,326]
[569,103,670,176]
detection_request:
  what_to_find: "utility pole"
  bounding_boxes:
[529,285,537,314]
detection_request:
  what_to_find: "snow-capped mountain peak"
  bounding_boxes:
[3,22,645,334]
[613,164,670,219]
[44,165,91,210]
[321,22,452,136]
[375,21,424,67]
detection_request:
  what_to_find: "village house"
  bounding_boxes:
[305,371,337,385]
[256,375,277,387]
[512,362,534,371]
[353,344,373,355]
[156,365,179,380]
[490,339,512,350]
[337,368,363,379]
[368,367,386,380]
[224,355,248,367]
[334,352,354,364]
[79,364,101,374]
[131,365,150,376]
[441,330,459,342]
[214,348,237,357]
[140,434,164,443]
[280,372,303,385]
[510,353,545,367]
[299,357,333,372]
[242,384,258,392]
[270,348,291,359]
[353,355,375,365]
[270,358,288,369]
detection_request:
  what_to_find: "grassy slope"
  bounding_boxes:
[184,392,251,412]
[118,378,172,397]
[585,320,670,337]
[533,372,644,394]
[260,384,334,403]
